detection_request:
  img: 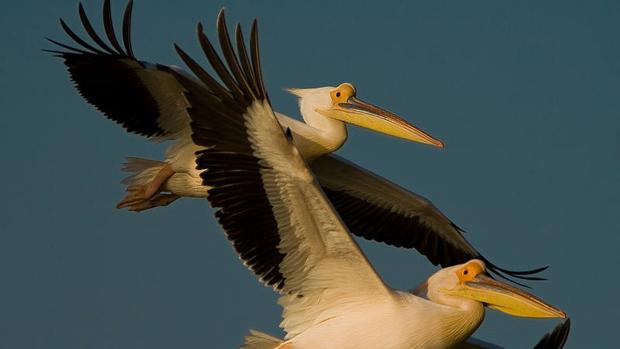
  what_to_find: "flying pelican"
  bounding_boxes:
[47,0,545,283]
[47,0,441,212]
[170,20,568,349]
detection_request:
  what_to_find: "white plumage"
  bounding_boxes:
[170,19,567,349]
[48,0,547,282]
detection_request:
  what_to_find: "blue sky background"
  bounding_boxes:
[1,0,618,347]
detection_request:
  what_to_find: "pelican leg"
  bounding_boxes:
[116,164,176,210]
[127,193,180,212]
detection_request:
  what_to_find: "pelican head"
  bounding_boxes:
[287,83,444,148]
[426,259,566,319]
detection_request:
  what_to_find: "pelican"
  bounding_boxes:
[170,20,568,349]
[47,0,546,283]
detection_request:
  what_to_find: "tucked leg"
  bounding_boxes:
[127,193,180,212]
[116,164,175,210]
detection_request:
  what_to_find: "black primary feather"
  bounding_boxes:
[46,0,171,138]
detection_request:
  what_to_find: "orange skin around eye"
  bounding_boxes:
[330,83,357,104]
[456,260,486,282]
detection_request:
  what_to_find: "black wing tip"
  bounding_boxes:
[217,8,227,24]
[534,318,571,349]
[45,36,63,47]
[482,257,550,288]
[41,43,67,56]
[173,43,195,71]
[59,17,71,30]
[487,260,550,276]
[250,18,260,42]
[121,0,135,57]
[49,0,136,58]
[44,37,86,56]
[103,0,125,53]
[218,7,227,19]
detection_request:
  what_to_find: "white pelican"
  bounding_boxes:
[170,20,568,349]
[47,0,546,283]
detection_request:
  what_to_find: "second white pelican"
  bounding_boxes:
[48,0,441,213]
[48,0,546,283]
[170,22,567,348]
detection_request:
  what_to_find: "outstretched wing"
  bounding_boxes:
[172,10,391,338]
[311,154,547,283]
[46,0,190,140]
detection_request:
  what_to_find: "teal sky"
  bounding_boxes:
[1,0,618,347]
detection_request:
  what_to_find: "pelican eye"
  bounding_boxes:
[330,83,357,104]
[456,261,485,282]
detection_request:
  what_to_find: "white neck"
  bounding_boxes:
[397,292,485,348]
[274,110,347,161]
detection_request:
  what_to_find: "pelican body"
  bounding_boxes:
[122,82,440,206]
[168,16,567,348]
[48,0,547,283]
